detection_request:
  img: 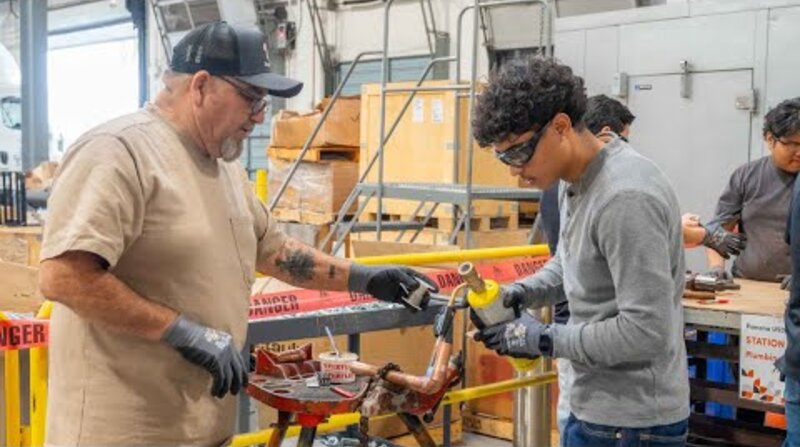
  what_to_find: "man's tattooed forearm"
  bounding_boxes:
[275,248,315,282]
[329,265,336,279]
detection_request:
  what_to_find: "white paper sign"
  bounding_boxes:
[431,99,444,123]
[412,98,425,123]
[739,314,786,406]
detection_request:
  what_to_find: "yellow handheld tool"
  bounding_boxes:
[459,262,537,372]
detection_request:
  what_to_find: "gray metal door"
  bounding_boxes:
[626,70,754,271]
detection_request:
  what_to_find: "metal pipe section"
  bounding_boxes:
[376,0,397,240]
[269,50,382,211]
[20,0,49,171]
[514,307,552,447]
[464,0,482,251]
[458,262,486,293]
[355,243,549,266]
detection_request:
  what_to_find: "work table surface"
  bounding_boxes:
[682,279,787,327]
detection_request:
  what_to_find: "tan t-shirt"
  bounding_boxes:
[41,106,286,446]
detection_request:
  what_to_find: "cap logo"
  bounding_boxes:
[194,44,204,64]
[262,42,270,69]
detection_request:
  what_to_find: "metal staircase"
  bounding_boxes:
[329,0,553,252]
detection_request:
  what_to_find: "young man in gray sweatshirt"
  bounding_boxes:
[471,58,690,447]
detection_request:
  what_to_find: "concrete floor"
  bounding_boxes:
[279,432,554,446]
[461,433,511,446]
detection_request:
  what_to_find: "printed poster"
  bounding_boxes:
[740,314,786,405]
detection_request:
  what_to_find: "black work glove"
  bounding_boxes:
[702,222,747,259]
[162,315,248,398]
[779,274,793,291]
[500,283,533,316]
[469,307,487,330]
[348,264,439,311]
[474,313,549,359]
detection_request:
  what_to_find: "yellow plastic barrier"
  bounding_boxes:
[29,302,52,447]
[2,301,52,447]
[2,310,22,447]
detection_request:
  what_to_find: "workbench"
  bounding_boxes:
[239,302,447,441]
[683,279,787,447]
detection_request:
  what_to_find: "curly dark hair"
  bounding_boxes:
[583,94,636,135]
[764,97,800,139]
[472,57,587,146]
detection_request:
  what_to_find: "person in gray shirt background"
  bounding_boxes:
[470,57,690,447]
[700,99,800,285]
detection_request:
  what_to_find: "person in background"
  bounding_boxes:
[698,99,800,285]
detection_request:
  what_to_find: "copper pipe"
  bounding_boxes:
[350,340,453,394]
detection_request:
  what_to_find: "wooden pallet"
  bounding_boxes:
[463,413,562,446]
[268,146,359,162]
[0,225,42,266]
[463,413,513,440]
[361,212,520,231]
[351,228,532,250]
[271,208,355,226]
[389,418,463,447]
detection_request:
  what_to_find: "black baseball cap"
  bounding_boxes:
[171,21,303,98]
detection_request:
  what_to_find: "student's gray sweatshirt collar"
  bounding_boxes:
[565,137,624,197]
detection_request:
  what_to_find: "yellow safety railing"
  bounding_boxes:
[2,301,52,447]
[230,370,557,447]
[233,244,553,446]
[255,169,268,203]
[356,244,549,266]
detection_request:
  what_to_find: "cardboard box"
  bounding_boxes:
[0,226,42,266]
[268,158,359,218]
[270,96,360,148]
[25,161,59,191]
[0,260,43,313]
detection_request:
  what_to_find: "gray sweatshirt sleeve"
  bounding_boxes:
[707,165,746,228]
[552,191,678,366]
[513,254,567,309]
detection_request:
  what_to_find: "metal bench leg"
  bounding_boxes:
[397,412,436,447]
[268,411,292,447]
